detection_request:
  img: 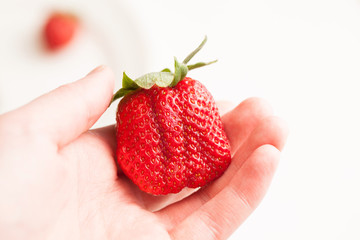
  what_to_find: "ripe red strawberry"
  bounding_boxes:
[111,37,231,195]
[43,12,78,50]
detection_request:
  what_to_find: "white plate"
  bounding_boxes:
[0,0,148,127]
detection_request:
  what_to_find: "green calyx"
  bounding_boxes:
[110,36,216,105]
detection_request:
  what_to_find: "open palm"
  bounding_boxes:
[0,67,288,240]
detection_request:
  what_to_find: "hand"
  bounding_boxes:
[0,66,288,240]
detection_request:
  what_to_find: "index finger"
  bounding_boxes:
[2,66,115,149]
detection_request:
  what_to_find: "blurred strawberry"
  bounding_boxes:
[43,12,78,50]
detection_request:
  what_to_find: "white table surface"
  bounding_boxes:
[1,0,360,239]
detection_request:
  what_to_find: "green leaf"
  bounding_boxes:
[109,88,135,105]
[134,72,174,89]
[173,58,182,86]
[109,72,139,105]
[171,57,188,87]
[115,89,133,99]
[161,68,172,73]
[122,72,139,89]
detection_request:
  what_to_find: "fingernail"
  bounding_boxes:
[87,65,106,76]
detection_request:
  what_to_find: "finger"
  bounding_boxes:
[156,116,288,229]
[137,187,199,212]
[221,97,273,155]
[9,66,115,148]
[87,125,120,179]
[170,144,281,240]
[88,125,117,154]
[60,125,118,185]
[208,116,288,197]
[141,99,273,212]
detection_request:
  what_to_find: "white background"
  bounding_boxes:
[1,0,360,239]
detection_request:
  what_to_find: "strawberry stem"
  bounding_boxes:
[183,36,208,64]
[109,36,216,106]
[187,60,218,71]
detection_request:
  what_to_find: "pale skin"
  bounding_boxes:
[0,66,288,240]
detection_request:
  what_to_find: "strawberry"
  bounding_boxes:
[111,37,231,195]
[43,12,78,50]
